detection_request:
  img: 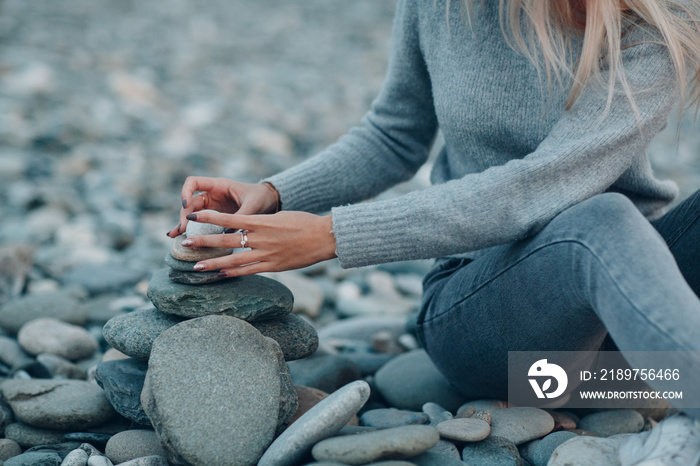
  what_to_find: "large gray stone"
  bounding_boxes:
[311,425,440,464]
[94,359,151,427]
[374,350,467,412]
[141,315,292,466]
[102,308,185,361]
[103,307,317,362]
[146,268,293,321]
[105,430,166,464]
[18,318,98,361]
[258,380,370,466]
[0,291,88,334]
[489,407,555,445]
[0,379,116,430]
[167,268,226,285]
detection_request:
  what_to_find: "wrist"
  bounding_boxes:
[260,182,281,213]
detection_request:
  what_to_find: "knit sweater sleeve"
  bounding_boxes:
[263,0,438,213]
[332,27,680,268]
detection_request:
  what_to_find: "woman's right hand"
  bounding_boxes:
[166,176,279,238]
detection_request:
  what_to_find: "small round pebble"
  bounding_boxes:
[115,457,170,466]
[87,455,114,466]
[17,318,98,360]
[311,425,440,465]
[547,436,621,465]
[0,438,22,462]
[422,402,453,426]
[532,431,578,466]
[473,410,492,425]
[489,407,554,445]
[60,448,89,466]
[577,409,644,437]
[4,451,62,466]
[436,418,490,442]
[462,436,523,466]
[105,430,167,464]
[360,408,429,429]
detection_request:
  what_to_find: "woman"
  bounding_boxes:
[167,0,700,462]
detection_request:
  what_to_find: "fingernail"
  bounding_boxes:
[217,271,227,278]
[182,198,187,208]
[166,231,171,237]
[181,239,194,247]
[193,263,206,271]
[177,223,181,231]
[224,228,237,234]
[186,214,197,221]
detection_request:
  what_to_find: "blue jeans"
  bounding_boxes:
[417,191,700,413]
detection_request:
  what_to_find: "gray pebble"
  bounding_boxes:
[4,423,68,449]
[17,318,98,361]
[360,408,429,429]
[421,402,453,426]
[374,350,466,412]
[1,379,116,430]
[4,451,62,466]
[0,336,34,368]
[288,355,361,393]
[113,457,170,466]
[436,418,490,442]
[532,431,578,466]
[336,426,377,436]
[0,439,22,462]
[87,456,113,466]
[547,436,621,466]
[94,359,150,427]
[312,425,440,465]
[412,450,465,466]
[62,265,145,296]
[36,353,86,379]
[489,407,555,445]
[102,307,185,361]
[473,410,492,425]
[462,436,524,466]
[258,380,371,466]
[60,449,88,466]
[577,409,644,437]
[105,430,166,464]
[0,291,88,334]
[426,440,460,458]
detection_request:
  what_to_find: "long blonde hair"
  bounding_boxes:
[460,0,700,115]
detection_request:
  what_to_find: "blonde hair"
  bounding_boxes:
[459,0,700,115]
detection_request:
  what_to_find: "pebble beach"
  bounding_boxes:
[1,0,699,465]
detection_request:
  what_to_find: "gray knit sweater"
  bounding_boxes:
[265,0,679,268]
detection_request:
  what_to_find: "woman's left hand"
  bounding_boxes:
[180,210,337,277]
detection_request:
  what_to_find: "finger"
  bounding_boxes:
[219,262,268,278]
[180,176,220,209]
[181,232,247,249]
[177,191,211,235]
[194,250,259,272]
[186,211,256,231]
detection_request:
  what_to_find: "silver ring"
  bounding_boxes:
[240,230,249,248]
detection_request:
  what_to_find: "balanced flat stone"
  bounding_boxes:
[436,418,490,442]
[167,268,226,285]
[0,379,116,430]
[102,307,185,361]
[141,315,292,466]
[147,268,293,321]
[374,350,467,412]
[185,213,226,237]
[94,359,151,427]
[258,380,370,466]
[489,407,555,445]
[170,234,232,261]
[311,425,440,465]
[103,307,316,361]
[164,254,201,272]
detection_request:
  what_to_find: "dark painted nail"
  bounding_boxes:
[217,271,227,278]
[182,198,187,208]
[166,231,171,237]
[177,223,181,232]
[186,214,197,221]
[224,228,237,234]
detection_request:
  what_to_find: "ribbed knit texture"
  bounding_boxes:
[264,0,680,268]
